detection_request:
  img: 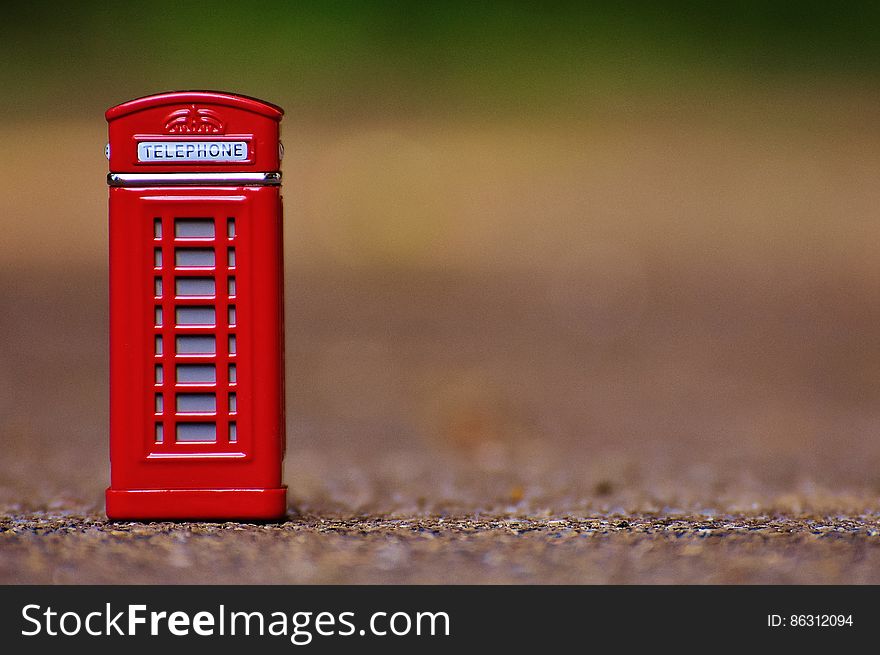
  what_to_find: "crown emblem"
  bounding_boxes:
[163,106,225,134]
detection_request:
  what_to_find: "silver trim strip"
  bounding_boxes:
[108,172,281,187]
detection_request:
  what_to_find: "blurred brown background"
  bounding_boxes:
[2,2,880,583]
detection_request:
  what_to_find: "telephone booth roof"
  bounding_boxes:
[106,90,283,121]
[106,90,283,174]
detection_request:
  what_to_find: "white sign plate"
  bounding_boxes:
[137,141,248,162]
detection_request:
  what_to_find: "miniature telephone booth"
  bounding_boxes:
[105,91,286,520]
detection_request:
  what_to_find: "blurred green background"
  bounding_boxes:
[3,2,880,530]
[4,2,880,119]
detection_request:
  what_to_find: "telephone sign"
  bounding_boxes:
[137,141,249,162]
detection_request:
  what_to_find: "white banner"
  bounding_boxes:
[137,141,248,162]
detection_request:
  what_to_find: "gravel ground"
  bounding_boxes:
[3,512,880,584]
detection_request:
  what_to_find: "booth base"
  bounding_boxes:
[106,487,288,521]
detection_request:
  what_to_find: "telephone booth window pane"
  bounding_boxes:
[176,364,216,384]
[229,393,237,412]
[176,277,215,297]
[155,365,163,384]
[154,249,163,267]
[175,218,215,238]
[176,306,216,326]
[155,394,164,413]
[229,364,237,383]
[176,393,216,413]
[228,247,236,267]
[176,335,216,355]
[176,248,215,267]
[154,278,163,296]
[155,335,163,355]
[176,422,216,443]
[154,307,163,326]
[153,218,162,239]
[229,422,237,442]
[155,423,164,443]
[228,306,236,326]
[228,277,236,296]
[227,218,235,238]
[228,335,237,354]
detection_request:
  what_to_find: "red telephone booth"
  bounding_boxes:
[105,91,286,520]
